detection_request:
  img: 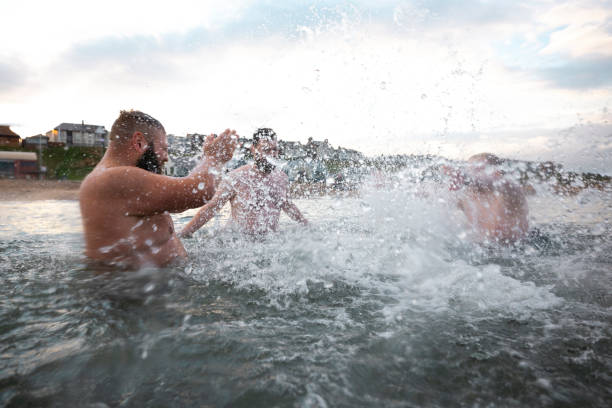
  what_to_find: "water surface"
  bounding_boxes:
[1,186,610,407]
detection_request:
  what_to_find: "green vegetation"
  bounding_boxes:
[43,146,104,180]
[0,146,24,152]
[1,145,104,180]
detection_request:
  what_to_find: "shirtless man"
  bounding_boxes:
[179,128,308,237]
[79,110,237,268]
[444,153,529,243]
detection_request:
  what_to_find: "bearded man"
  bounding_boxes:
[79,110,237,268]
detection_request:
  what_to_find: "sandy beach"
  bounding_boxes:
[0,179,81,200]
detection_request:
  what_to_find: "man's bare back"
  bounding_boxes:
[457,177,529,242]
[79,110,236,269]
[80,167,187,268]
[444,153,529,243]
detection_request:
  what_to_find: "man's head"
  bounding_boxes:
[251,128,279,158]
[468,153,502,166]
[109,110,168,174]
[468,153,503,176]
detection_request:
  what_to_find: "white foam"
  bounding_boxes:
[184,180,562,319]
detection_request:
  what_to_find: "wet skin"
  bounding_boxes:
[180,140,307,237]
[80,184,187,268]
[80,128,236,268]
[456,166,529,242]
[228,165,297,234]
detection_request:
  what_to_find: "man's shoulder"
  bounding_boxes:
[220,165,251,187]
[232,164,254,173]
[272,168,289,181]
[81,165,150,197]
[225,164,252,180]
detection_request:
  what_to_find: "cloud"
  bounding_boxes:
[52,1,391,84]
[539,1,612,58]
[537,56,612,89]
[66,26,233,64]
[60,31,201,81]
[405,0,532,26]
[422,124,612,175]
[3,0,611,175]
[41,0,612,93]
[0,58,28,94]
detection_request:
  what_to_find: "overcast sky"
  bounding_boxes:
[2,0,611,173]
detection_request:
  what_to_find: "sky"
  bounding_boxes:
[2,0,611,173]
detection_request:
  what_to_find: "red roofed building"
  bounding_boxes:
[0,126,22,147]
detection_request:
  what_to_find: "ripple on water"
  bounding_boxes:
[0,188,611,406]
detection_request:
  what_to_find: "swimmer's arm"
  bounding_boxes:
[522,182,536,196]
[179,184,235,237]
[281,199,308,226]
[99,159,222,216]
[102,130,236,215]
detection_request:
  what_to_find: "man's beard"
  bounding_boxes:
[255,156,275,174]
[136,143,162,174]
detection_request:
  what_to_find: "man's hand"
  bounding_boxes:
[203,129,238,163]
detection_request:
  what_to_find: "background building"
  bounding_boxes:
[0,151,40,178]
[47,122,108,147]
[23,135,49,149]
[0,126,22,147]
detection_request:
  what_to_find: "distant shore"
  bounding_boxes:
[1,174,607,202]
[0,179,337,202]
[0,179,81,201]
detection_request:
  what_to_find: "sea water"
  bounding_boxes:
[0,178,610,407]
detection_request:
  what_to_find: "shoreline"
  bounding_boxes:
[0,179,81,201]
[1,177,607,202]
[0,179,341,201]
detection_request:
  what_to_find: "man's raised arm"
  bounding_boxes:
[179,181,235,237]
[102,129,237,216]
[281,199,308,226]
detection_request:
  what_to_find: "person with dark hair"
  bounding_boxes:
[440,153,529,243]
[180,128,308,237]
[79,110,238,268]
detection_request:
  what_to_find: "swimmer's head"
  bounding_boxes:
[468,153,503,177]
[252,128,279,157]
[109,110,168,173]
[110,110,164,144]
[252,128,277,146]
[468,153,503,166]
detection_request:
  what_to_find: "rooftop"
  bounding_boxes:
[55,123,107,133]
[0,125,20,138]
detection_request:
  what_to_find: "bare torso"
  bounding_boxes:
[458,179,529,242]
[225,165,289,234]
[80,167,186,268]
